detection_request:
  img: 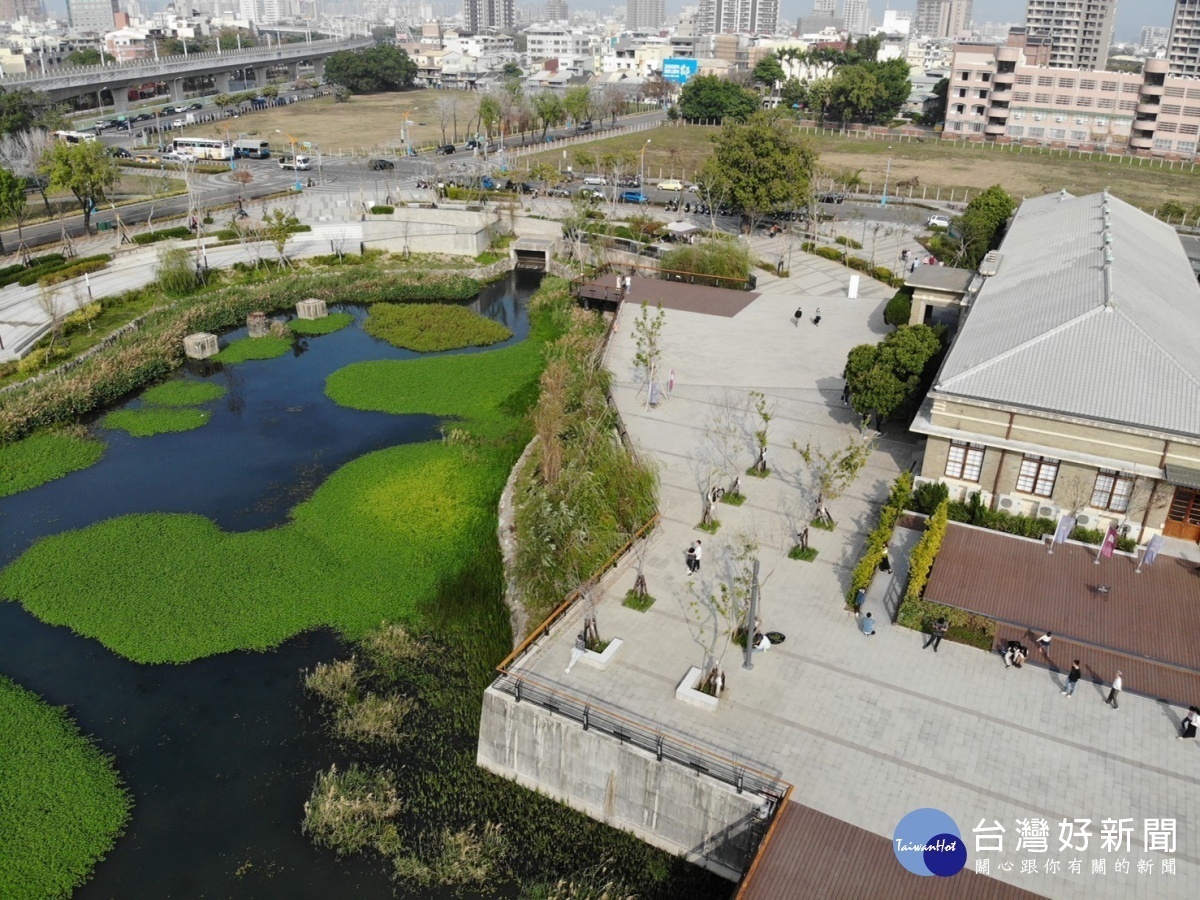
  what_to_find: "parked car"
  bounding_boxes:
[658,179,684,191]
[134,154,159,165]
[547,186,571,197]
[132,113,153,123]
[577,188,603,200]
[437,144,456,155]
[162,151,197,163]
[819,191,847,203]
[187,102,203,110]
[576,119,593,132]
[107,146,132,158]
[582,175,608,185]
[926,214,952,229]
[464,138,481,149]
[620,190,648,203]
[171,119,185,128]
[480,176,499,190]
[519,181,543,194]
[368,158,394,170]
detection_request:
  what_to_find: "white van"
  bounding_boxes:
[582,175,608,185]
[279,154,311,171]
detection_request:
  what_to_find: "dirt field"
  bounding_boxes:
[517,122,1200,213]
[174,90,477,155]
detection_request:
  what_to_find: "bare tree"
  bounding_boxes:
[0,128,55,218]
[35,280,65,355]
[686,532,760,696]
[434,94,459,146]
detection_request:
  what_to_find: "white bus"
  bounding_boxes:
[53,130,98,144]
[171,137,232,161]
[232,139,270,159]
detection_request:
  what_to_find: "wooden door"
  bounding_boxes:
[1164,486,1200,542]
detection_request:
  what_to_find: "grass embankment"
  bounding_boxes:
[289,312,354,335]
[0,428,105,498]
[0,676,131,900]
[363,303,513,352]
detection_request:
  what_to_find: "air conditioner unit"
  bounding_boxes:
[1055,115,1065,122]
[1037,502,1061,520]
[1076,117,1086,124]
[996,493,1021,513]
[1033,113,1044,121]
[1074,512,1095,527]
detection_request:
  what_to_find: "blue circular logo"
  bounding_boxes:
[893,808,966,877]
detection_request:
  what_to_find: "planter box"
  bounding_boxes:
[675,666,719,711]
[580,637,623,671]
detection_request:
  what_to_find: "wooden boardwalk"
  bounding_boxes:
[925,524,1200,706]
[576,273,760,317]
[737,800,1045,900]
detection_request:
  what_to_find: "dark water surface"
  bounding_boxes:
[0,272,537,898]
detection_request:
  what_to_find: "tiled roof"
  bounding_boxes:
[933,191,1200,438]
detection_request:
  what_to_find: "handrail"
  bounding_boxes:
[734,784,795,897]
[497,512,659,674]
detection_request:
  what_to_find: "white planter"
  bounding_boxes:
[675,666,720,711]
[580,637,623,671]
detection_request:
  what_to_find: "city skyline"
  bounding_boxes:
[28,0,1177,42]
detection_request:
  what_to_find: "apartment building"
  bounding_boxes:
[913,0,972,39]
[465,0,514,32]
[525,24,597,61]
[943,43,1198,158]
[1167,0,1200,77]
[1023,0,1116,70]
[696,0,779,37]
[841,0,868,35]
[626,0,665,30]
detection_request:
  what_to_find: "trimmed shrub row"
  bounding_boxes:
[132,226,191,245]
[846,471,913,605]
[38,257,112,286]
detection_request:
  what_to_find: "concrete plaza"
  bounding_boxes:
[509,242,1198,899]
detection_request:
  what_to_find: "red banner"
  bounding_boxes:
[1100,525,1118,559]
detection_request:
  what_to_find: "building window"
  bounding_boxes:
[1090,470,1133,512]
[945,442,985,481]
[1016,455,1059,497]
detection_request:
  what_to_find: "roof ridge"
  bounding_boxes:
[937,305,1103,390]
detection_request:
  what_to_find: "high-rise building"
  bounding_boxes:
[1140,24,1169,51]
[1024,0,1116,70]
[626,0,664,30]
[696,0,777,36]
[1167,0,1200,76]
[0,0,46,19]
[66,0,118,32]
[841,0,867,34]
[913,0,972,39]
[810,0,834,14]
[545,0,567,21]
[465,0,514,30]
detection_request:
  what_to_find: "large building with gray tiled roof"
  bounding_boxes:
[912,189,1200,545]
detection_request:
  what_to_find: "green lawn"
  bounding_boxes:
[213,335,293,363]
[289,312,354,335]
[103,407,211,437]
[0,676,131,900]
[141,381,226,406]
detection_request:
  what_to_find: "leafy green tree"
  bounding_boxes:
[216,29,256,50]
[67,48,112,66]
[0,88,61,136]
[371,25,395,43]
[780,77,809,112]
[478,95,501,139]
[562,85,593,125]
[39,140,119,233]
[501,61,523,78]
[825,58,911,125]
[699,111,816,233]
[0,165,25,253]
[926,77,949,125]
[955,184,1016,267]
[843,325,945,425]
[678,75,759,122]
[752,54,786,90]
[855,35,881,63]
[262,84,279,99]
[530,91,565,141]
[324,46,417,93]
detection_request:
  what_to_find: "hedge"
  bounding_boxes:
[369,205,394,215]
[15,254,112,287]
[835,235,863,249]
[902,498,949,604]
[895,597,997,651]
[0,254,64,285]
[815,246,844,262]
[845,256,870,271]
[846,471,913,605]
[884,289,913,328]
[132,226,191,245]
[39,257,111,286]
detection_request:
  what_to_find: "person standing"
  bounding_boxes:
[1179,706,1199,739]
[923,617,949,652]
[1036,631,1053,657]
[793,306,803,327]
[861,612,876,636]
[685,541,697,575]
[1062,660,1082,698]
[692,539,702,574]
[879,548,892,574]
[1106,671,1123,710]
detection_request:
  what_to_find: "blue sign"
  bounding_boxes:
[662,58,699,85]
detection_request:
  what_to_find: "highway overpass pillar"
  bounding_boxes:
[252,66,269,87]
[112,89,129,115]
[287,62,299,81]
[312,58,325,82]
[214,71,231,94]
[170,77,184,103]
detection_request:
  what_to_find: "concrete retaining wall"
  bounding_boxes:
[477,686,767,880]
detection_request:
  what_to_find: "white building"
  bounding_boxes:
[881,9,911,36]
[525,24,598,61]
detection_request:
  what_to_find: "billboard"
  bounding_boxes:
[662,58,699,85]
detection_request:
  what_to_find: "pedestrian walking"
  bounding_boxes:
[1062,659,1082,697]
[812,307,822,326]
[861,612,876,636]
[853,587,867,614]
[1106,671,1123,710]
[1179,706,1199,739]
[793,306,803,327]
[685,541,697,575]
[923,617,949,652]
[692,539,702,574]
[566,633,585,673]
[879,548,892,574]
[1036,631,1053,657]
[841,383,850,405]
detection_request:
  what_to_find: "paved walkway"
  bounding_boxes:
[512,248,1198,899]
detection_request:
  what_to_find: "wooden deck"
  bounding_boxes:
[576,273,759,318]
[925,524,1200,706]
[737,800,1045,900]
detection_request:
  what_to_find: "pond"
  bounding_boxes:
[0,271,538,898]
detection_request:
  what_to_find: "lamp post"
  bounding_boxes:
[640,138,650,186]
[880,146,893,206]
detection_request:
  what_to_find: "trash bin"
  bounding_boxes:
[97,222,110,232]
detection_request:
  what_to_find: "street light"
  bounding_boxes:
[880,146,893,206]
[640,138,651,186]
